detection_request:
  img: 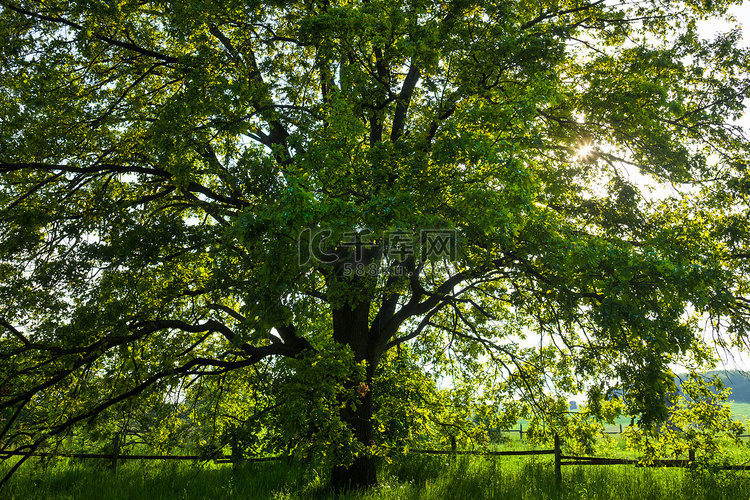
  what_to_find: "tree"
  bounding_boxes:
[1,0,749,490]
[626,374,746,465]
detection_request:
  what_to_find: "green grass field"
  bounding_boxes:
[4,409,750,500]
[731,402,750,424]
[3,438,750,500]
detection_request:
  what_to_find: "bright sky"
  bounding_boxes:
[551,5,750,397]
[684,2,750,373]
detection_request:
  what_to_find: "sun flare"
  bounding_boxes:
[575,143,595,160]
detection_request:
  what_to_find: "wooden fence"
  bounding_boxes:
[498,423,626,439]
[416,433,750,481]
[4,433,750,482]
[0,449,282,475]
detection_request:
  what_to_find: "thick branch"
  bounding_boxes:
[0,161,251,210]
[275,323,314,353]
[0,162,171,178]
[384,300,450,350]
[520,0,607,30]
[2,2,179,64]
[208,304,247,323]
[0,320,31,347]
[390,61,421,142]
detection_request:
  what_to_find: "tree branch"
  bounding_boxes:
[390,60,421,142]
[520,0,607,30]
[2,2,179,64]
[0,320,31,347]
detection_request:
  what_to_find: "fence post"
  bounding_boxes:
[689,449,695,462]
[554,433,561,483]
[231,435,244,474]
[619,424,623,434]
[519,423,523,440]
[110,435,120,475]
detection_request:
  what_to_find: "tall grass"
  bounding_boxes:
[4,452,750,500]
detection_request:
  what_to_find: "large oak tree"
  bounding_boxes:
[1,0,750,489]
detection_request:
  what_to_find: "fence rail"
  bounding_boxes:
[1,451,207,460]
[4,433,750,482]
[0,450,283,466]
[560,455,693,467]
[412,448,554,456]
[499,424,628,437]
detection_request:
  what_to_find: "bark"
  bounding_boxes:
[330,387,377,489]
[329,289,379,490]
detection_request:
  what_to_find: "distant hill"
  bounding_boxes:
[674,370,750,403]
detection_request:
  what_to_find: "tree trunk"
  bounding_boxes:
[330,293,379,490]
[331,456,377,490]
[330,388,377,489]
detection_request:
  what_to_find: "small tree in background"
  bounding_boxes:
[626,375,746,465]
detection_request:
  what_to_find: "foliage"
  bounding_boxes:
[1,0,750,489]
[625,374,746,464]
[678,370,750,404]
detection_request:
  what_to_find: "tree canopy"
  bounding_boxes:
[1,0,750,489]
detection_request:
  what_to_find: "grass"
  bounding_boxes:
[3,419,750,500]
[4,446,750,500]
[730,402,750,424]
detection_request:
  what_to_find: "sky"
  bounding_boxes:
[688,2,750,373]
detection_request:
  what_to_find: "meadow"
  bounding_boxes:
[730,402,750,424]
[3,405,750,500]
[3,432,750,500]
